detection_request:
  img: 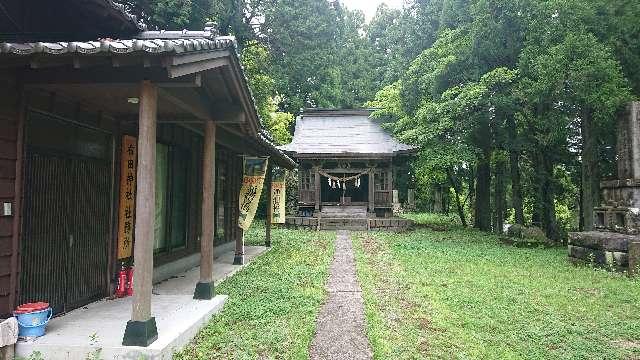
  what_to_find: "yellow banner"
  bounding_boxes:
[271,168,286,224]
[117,135,137,260]
[239,157,268,230]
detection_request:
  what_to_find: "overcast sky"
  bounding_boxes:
[342,0,404,22]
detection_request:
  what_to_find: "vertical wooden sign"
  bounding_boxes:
[271,168,286,224]
[117,135,137,260]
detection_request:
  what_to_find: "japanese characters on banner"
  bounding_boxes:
[271,168,286,224]
[117,135,137,260]
[239,156,269,230]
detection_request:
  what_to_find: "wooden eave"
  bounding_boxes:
[0,37,295,168]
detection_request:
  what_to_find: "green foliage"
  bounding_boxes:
[125,0,212,29]
[174,227,335,359]
[240,40,295,144]
[403,212,463,228]
[353,226,640,358]
[370,0,637,236]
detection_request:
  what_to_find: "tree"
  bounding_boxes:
[124,0,213,30]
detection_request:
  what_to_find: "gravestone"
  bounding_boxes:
[569,102,640,272]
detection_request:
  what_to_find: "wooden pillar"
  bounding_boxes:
[123,80,158,347]
[368,169,375,213]
[234,157,245,265]
[9,86,25,313]
[387,166,393,206]
[314,166,321,213]
[265,164,273,247]
[194,120,216,299]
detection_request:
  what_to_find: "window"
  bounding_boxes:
[375,171,389,191]
[301,169,314,190]
[153,143,190,253]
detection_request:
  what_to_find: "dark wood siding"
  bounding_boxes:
[0,71,20,317]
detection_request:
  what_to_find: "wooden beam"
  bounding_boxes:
[171,50,231,66]
[167,58,228,79]
[73,56,112,69]
[157,87,213,121]
[194,120,216,299]
[223,59,259,136]
[265,164,273,247]
[23,66,170,85]
[122,80,158,347]
[30,57,73,69]
[368,170,375,213]
[9,84,26,313]
[314,166,321,213]
[233,157,245,265]
[157,73,201,88]
[211,102,246,123]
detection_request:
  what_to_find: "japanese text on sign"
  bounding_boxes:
[238,157,268,230]
[117,135,137,260]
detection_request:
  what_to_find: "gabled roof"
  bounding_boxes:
[0,23,296,169]
[279,109,417,158]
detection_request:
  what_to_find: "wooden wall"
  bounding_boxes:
[0,71,21,317]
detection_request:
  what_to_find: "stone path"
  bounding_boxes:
[310,230,373,360]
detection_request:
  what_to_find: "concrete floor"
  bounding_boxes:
[15,245,268,360]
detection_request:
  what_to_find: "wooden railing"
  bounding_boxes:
[299,189,315,204]
[374,190,392,206]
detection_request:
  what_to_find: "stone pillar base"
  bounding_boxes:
[233,254,245,265]
[122,318,158,347]
[193,281,215,300]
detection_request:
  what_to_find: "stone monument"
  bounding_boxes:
[568,102,640,273]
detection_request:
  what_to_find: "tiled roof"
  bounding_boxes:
[279,109,417,157]
[0,35,235,56]
[0,27,295,168]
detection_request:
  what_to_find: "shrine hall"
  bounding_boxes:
[280,109,417,230]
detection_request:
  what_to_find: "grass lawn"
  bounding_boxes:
[174,225,334,359]
[353,213,640,360]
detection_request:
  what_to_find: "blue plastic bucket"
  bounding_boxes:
[14,308,52,338]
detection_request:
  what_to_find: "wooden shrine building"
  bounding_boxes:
[280,109,416,222]
[0,0,295,353]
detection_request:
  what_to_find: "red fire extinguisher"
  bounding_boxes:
[116,266,128,298]
[126,267,134,296]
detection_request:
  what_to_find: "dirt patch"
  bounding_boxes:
[574,287,601,296]
[613,339,640,349]
[360,235,383,256]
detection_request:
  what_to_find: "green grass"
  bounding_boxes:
[174,226,334,360]
[353,213,640,359]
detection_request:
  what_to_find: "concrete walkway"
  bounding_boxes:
[15,245,268,360]
[310,230,373,360]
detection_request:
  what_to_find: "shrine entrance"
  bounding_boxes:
[321,173,369,205]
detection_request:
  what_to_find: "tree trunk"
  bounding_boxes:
[494,155,507,234]
[534,151,559,241]
[447,168,467,227]
[433,185,443,213]
[474,149,492,231]
[507,117,524,225]
[581,110,600,231]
